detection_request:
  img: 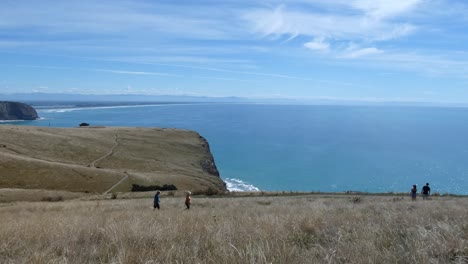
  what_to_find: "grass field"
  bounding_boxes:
[1,193,467,263]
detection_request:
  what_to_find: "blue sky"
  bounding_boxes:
[1,0,468,103]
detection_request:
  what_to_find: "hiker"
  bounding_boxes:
[421,183,431,200]
[410,185,417,200]
[153,191,161,210]
[185,191,191,209]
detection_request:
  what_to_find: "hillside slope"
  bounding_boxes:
[0,126,226,193]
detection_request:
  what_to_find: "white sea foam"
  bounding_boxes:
[40,108,77,113]
[0,119,24,123]
[224,178,260,192]
[0,117,45,123]
[38,104,157,113]
[37,103,211,113]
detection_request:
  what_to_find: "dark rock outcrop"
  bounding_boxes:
[198,135,220,177]
[0,101,38,120]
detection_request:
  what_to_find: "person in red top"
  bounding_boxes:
[185,191,191,209]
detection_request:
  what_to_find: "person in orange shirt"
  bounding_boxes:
[185,191,191,209]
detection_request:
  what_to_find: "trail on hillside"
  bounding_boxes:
[0,151,127,192]
[103,172,130,194]
[0,134,131,193]
[89,134,119,168]
[0,151,116,173]
[85,133,133,194]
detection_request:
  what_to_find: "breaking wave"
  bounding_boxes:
[0,120,23,123]
[224,178,260,192]
[37,104,162,113]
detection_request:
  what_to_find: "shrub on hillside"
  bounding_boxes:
[192,187,221,196]
[131,184,177,192]
[41,196,64,202]
[350,196,363,203]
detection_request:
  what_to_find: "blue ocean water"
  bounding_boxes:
[4,103,468,194]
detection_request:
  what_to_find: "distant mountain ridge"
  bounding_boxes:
[1,92,465,107]
[0,92,253,103]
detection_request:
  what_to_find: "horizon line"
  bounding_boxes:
[2,92,468,107]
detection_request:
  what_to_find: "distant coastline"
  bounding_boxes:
[3,92,468,108]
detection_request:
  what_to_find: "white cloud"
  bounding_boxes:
[65,88,79,93]
[304,37,329,52]
[243,4,420,41]
[243,0,423,55]
[334,49,468,77]
[351,0,422,19]
[341,46,384,58]
[32,86,49,92]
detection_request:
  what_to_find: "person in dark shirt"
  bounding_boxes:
[421,183,431,200]
[153,191,161,210]
[410,185,417,200]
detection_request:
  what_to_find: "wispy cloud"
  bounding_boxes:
[0,1,238,39]
[350,0,422,19]
[32,86,49,93]
[243,1,420,44]
[340,46,384,59]
[102,59,314,80]
[94,69,178,77]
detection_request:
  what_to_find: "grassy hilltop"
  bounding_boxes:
[0,125,225,196]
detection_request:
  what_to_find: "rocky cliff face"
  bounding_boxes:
[198,135,220,177]
[0,101,38,120]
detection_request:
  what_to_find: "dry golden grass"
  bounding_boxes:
[1,194,467,263]
[0,188,88,203]
[0,126,225,193]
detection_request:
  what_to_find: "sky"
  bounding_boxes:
[1,0,468,103]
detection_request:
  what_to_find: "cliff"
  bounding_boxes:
[0,126,226,193]
[0,101,39,120]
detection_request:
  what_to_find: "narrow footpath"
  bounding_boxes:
[89,134,119,168]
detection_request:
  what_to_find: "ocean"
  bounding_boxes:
[4,103,468,194]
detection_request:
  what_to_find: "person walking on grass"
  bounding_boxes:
[410,185,417,200]
[185,191,191,209]
[153,191,161,210]
[421,183,431,200]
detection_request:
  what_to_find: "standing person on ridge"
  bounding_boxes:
[153,191,161,210]
[421,183,431,200]
[410,185,417,200]
[185,191,191,210]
